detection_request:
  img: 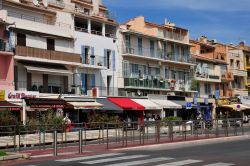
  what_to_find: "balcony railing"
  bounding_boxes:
[8,11,71,29]
[48,0,65,8]
[15,81,71,94]
[124,77,169,90]
[0,39,14,52]
[80,54,104,67]
[221,71,234,81]
[122,46,193,64]
[16,45,81,63]
[208,75,220,80]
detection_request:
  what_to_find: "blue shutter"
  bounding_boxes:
[81,73,86,94]
[112,50,115,71]
[91,47,94,65]
[81,45,85,64]
[104,49,107,67]
[91,74,96,88]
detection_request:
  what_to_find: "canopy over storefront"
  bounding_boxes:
[24,98,66,109]
[66,101,103,110]
[108,97,145,111]
[221,104,250,111]
[150,99,182,109]
[131,99,162,110]
[0,101,21,111]
[96,98,123,113]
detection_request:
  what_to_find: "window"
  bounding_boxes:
[171,70,176,80]
[150,40,155,57]
[155,68,160,77]
[47,38,55,51]
[236,60,240,69]
[230,59,234,68]
[165,68,169,79]
[125,34,131,48]
[131,64,139,75]
[17,33,26,46]
[204,83,211,95]
[138,38,142,55]
[107,50,111,69]
[148,67,152,75]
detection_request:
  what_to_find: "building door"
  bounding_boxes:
[107,76,112,96]
[17,33,26,46]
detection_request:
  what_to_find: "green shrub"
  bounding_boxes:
[163,116,182,121]
[0,110,17,126]
[0,151,7,157]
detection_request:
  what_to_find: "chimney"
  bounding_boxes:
[92,0,100,15]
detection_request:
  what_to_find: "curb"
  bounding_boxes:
[112,135,250,151]
[0,153,31,161]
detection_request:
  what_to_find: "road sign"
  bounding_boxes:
[186,102,192,109]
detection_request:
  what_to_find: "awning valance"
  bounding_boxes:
[96,98,123,113]
[25,98,66,108]
[25,65,73,75]
[108,97,145,110]
[132,99,162,110]
[0,101,21,111]
[66,101,103,110]
[151,99,182,109]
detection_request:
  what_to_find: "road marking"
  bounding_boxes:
[56,153,124,162]
[156,159,202,166]
[203,163,235,166]
[32,151,80,158]
[105,157,174,166]
[80,155,149,164]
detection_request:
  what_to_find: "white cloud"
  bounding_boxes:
[104,0,250,12]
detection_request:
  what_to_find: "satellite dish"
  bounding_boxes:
[43,0,48,8]
[33,0,39,6]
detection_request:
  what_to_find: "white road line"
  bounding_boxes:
[203,163,235,166]
[105,157,174,166]
[156,159,202,166]
[80,155,149,164]
[56,153,124,162]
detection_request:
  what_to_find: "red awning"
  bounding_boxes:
[108,97,145,110]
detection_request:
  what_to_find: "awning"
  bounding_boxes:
[150,99,182,109]
[171,100,197,108]
[25,65,73,75]
[66,101,103,110]
[131,99,162,110]
[0,101,21,110]
[96,98,123,113]
[108,97,145,110]
[25,98,66,108]
[221,104,250,111]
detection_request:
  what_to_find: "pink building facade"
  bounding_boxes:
[0,22,14,91]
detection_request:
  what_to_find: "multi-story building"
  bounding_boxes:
[0,0,118,96]
[0,12,15,91]
[227,44,248,96]
[238,42,250,95]
[190,36,233,98]
[118,16,195,97]
[72,0,118,96]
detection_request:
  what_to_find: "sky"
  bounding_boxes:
[103,0,250,45]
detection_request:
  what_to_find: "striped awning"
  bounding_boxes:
[132,99,162,110]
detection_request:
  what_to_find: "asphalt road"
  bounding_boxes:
[15,137,250,166]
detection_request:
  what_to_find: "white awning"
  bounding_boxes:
[151,99,182,109]
[67,101,103,110]
[25,66,73,75]
[132,99,162,110]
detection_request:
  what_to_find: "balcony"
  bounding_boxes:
[15,45,81,63]
[15,81,72,94]
[122,46,194,65]
[124,77,169,90]
[230,69,247,77]
[0,39,14,52]
[221,72,234,81]
[48,0,65,9]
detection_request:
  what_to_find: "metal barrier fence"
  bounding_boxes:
[0,118,249,155]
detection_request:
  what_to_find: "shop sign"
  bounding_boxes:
[186,102,192,109]
[0,90,5,101]
[215,90,220,99]
[5,90,39,101]
[193,98,198,105]
[204,98,208,105]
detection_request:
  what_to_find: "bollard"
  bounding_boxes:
[106,123,109,149]
[53,130,58,156]
[79,128,83,153]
